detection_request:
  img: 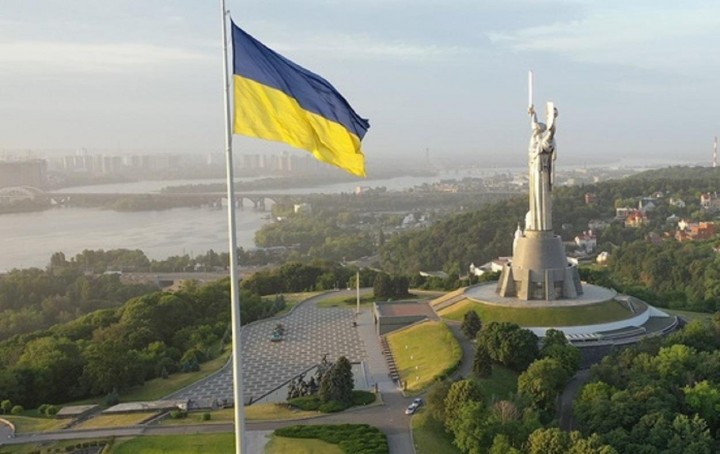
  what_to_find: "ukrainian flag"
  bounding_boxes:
[231,22,370,177]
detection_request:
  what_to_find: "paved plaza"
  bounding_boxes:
[170,292,368,404]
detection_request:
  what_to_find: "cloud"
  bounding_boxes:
[277,35,472,61]
[0,41,211,74]
[488,4,720,74]
[241,22,474,62]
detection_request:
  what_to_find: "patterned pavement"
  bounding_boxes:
[169,292,367,405]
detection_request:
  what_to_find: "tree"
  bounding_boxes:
[1,399,11,414]
[318,356,354,405]
[541,329,580,375]
[451,400,491,453]
[16,336,85,404]
[489,434,522,454]
[518,358,570,414]
[477,322,539,372]
[443,379,484,431]
[425,380,452,424]
[80,341,145,395]
[373,273,393,299]
[461,310,482,339]
[473,343,493,378]
[683,380,720,431]
[526,428,617,454]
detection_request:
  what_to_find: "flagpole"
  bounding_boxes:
[220,1,246,453]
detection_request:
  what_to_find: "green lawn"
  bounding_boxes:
[316,291,430,309]
[267,291,323,315]
[0,439,108,454]
[386,321,462,392]
[412,409,460,454]
[121,349,231,402]
[111,434,235,453]
[72,412,157,429]
[265,435,344,454]
[439,298,634,326]
[316,293,375,308]
[2,415,67,433]
[663,308,714,322]
[160,404,321,425]
[477,365,519,401]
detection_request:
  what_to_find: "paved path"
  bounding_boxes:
[0,423,12,443]
[169,291,367,404]
[558,369,591,431]
[445,321,474,379]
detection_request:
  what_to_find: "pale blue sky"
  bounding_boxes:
[1,1,719,167]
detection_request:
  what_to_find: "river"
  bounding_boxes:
[0,164,637,272]
[6,171,506,271]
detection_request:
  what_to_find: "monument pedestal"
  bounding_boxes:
[496,230,582,301]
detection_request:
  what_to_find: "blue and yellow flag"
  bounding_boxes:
[231,22,370,177]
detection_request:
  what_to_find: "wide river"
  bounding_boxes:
[2,171,507,271]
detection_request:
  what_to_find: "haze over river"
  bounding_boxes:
[3,171,505,271]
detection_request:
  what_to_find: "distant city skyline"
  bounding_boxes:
[2,1,719,170]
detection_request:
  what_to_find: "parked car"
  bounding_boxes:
[405,403,418,415]
[405,398,423,415]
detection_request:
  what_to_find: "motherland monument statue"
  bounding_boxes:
[496,71,583,301]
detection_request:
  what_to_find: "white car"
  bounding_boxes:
[405,398,423,415]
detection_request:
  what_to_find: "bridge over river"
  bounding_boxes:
[5,187,297,210]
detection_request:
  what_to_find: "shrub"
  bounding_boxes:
[275,424,389,454]
[11,405,24,415]
[169,409,187,419]
[105,388,120,406]
[351,390,376,406]
[46,405,60,416]
[201,412,211,421]
[37,404,49,416]
[288,395,321,411]
[318,400,348,413]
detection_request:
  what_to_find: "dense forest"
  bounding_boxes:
[0,277,279,407]
[573,318,720,453]
[380,166,720,312]
[0,263,155,341]
[424,319,720,453]
[0,257,388,408]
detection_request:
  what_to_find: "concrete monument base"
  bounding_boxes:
[496,230,582,300]
[463,282,677,342]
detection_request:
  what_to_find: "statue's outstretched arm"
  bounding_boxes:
[528,105,539,129]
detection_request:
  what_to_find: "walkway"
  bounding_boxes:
[169,291,367,404]
[558,369,591,431]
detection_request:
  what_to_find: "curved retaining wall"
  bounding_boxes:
[0,417,15,437]
[525,306,651,337]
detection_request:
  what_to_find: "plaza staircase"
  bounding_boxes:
[430,287,468,312]
[380,336,400,382]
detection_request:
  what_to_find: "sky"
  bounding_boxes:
[1,0,719,168]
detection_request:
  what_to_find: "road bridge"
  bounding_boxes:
[40,191,296,210]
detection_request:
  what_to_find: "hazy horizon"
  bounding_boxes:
[2,1,719,169]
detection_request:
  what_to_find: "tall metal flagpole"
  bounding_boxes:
[356,271,360,315]
[220,1,246,452]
